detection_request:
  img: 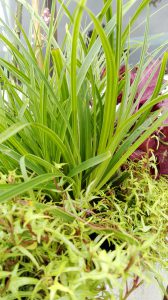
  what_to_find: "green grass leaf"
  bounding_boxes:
[0,173,61,202]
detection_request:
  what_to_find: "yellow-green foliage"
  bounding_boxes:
[0,164,168,299]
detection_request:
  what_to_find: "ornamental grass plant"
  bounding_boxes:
[0,0,168,299]
[0,0,168,199]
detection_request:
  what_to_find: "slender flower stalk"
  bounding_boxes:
[150,0,162,6]
[46,0,58,42]
[15,1,23,40]
[32,0,43,69]
[12,1,23,82]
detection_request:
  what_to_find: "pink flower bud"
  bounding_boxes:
[42,7,51,26]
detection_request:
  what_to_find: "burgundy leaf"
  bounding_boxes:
[153,99,168,124]
[138,136,157,152]
[155,148,168,175]
[130,150,146,161]
[137,60,161,104]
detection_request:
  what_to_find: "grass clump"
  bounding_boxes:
[0,0,168,199]
[0,162,168,299]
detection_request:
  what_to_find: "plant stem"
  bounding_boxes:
[12,1,23,82]
[47,0,58,41]
[122,278,143,300]
[15,1,23,40]
[32,0,43,69]
[163,285,168,300]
